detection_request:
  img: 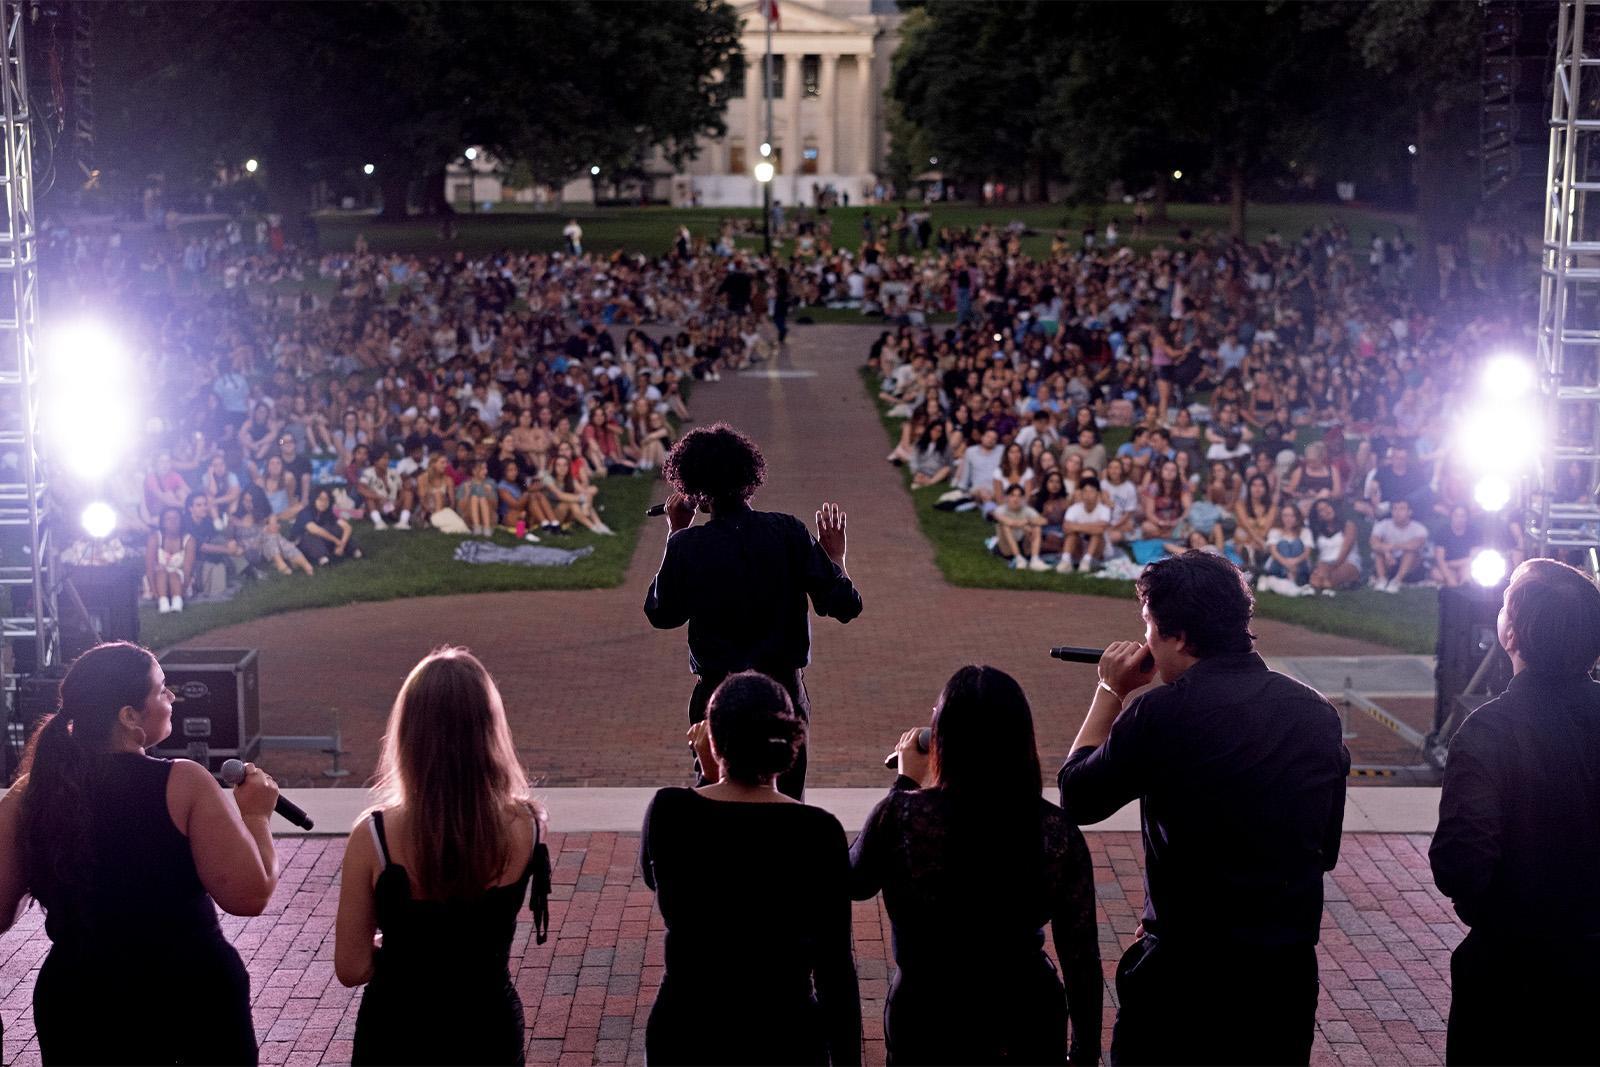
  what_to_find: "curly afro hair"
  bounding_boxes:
[662,422,767,509]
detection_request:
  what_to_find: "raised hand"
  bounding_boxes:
[815,502,847,567]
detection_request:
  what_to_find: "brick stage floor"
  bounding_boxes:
[0,831,1462,1066]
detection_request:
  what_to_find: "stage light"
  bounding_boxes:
[464,147,478,161]
[1473,474,1513,513]
[753,161,775,183]
[1481,354,1534,398]
[590,165,600,176]
[1457,408,1539,473]
[1470,549,1508,588]
[1172,169,1182,180]
[80,502,116,540]
[244,158,258,174]
[44,321,137,483]
[363,163,375,175]
[1407,144,1418,156]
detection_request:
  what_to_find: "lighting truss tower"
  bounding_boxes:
[0,0,55,721]
[1536,0,1600,569]
[70,0,93,178]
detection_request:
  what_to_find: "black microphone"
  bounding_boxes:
[645,503,668,517]
[883,726,932,770]
[1049,645,1156,673]
[219,758,315,830]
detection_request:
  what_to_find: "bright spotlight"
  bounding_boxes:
[1482,354,1534,398]
[80,502,116,540]
[464,147,479,161]
[46,322,136,482]
[1473,474,1513,513]
[362,163,375,175]
[1407,144,1418,156]
[753,161,775,183]
[244,158,258,174]
[1457,408,1539,473]
[1470,548,1508,588]
[589,164,600,176]
[1172,169,1183,180]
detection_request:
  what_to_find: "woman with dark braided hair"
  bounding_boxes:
[0,641,281,1065]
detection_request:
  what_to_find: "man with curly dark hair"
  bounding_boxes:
[645,422,862,799]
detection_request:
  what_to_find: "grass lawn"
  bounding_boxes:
[860,369,1438,654]
[138,474,655,650]
[301,200,1415,260]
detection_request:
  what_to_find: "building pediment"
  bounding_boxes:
[733,0,871,37]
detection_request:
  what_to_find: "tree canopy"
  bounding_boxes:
[88,0,741,216]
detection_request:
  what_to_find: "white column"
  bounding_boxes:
[855,55,873,178]
[745,55,763,195]
[784,52,803,205]
[820,53,838,192]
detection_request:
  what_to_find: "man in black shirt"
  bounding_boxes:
[1058,551,1348,1065]
[1430,559,1600,1065]
[715,261,754,315]
[645,423,862,799]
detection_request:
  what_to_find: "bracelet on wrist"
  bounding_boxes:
[1097,679,1124,702]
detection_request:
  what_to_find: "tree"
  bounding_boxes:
[86,1,740,219]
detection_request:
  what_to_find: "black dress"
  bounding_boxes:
[848,781,1103,1066]
[32,753,256,1065]
[351,809,549,1066]
[639,788,861,1065]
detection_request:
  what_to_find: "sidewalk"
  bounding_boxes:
[0,828,1459,1067]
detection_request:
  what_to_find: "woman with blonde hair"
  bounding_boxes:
[335,647,550,1065]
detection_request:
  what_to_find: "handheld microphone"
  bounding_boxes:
[1049,645,1156,673]
[645,503,668,517]
[883,726,933,770]
[219,758,315,830]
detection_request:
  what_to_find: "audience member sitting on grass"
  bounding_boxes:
[1431,504,1484,588]
[1260,503,1313,597]
[1232,474,1279,572]
[456,459,499,538]
[358,450,412,531]
[642,671,861,1066]
[1060,477,1114,575]
[495,459,560,537]
[909,420,953,488]
[543,454,613,535]
[185,492,248,596]
[146,506,195,614]
[335,647,549,1066]
[232,486,315,576]
[1369,499,1429,593]
[1308,499,1363,596]
[994,483,1049,571]
[294,487,363,566]
[851,665,1101,1065]
[1140,459,1190,542]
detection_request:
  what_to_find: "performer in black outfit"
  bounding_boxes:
[1431,559,1600,1066]
[1058,551,1348,1066]
[645,422,862,799]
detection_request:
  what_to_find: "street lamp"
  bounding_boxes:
[754,160,775,255]
[244,158,258,174]
[363,163,375,176]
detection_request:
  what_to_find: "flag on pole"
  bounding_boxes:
[759,0,780,26]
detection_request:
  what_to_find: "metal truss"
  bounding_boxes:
[1536,0,1600,569]
[0,0,55,734]
[70,0,92,176]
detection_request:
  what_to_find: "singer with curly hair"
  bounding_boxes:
[645,422,863,799]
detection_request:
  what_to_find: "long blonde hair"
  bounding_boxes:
[371,647,535,899]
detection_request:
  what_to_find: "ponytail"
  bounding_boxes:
[18,642,157,918]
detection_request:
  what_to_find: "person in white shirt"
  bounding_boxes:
[994,484,1048,571]
[955,429,1004,510]
[1058,479,1112,573]
[1100,458,1140,546]
[1369,498,1428,592]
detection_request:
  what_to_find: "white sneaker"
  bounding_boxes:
[1384,577,1401,594]
[1321,588,1337,597]
[1077,556,1095,573]
[1009,556,1023,570]
[1027,556,1050,572]
[171,595,184,612]
[1054,557,1074,573]
[371,513,387,530]
[158,596,171,614]
[523,532,541,543]
[396,510,412,530]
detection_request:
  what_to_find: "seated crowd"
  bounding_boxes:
[866,219,1536,596]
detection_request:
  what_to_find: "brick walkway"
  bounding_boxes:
[0,831,1462,1066]
[183,325,1392,788]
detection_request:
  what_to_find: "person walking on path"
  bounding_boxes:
[645,422,862,799]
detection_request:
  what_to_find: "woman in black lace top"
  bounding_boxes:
[849,665,1102,1065]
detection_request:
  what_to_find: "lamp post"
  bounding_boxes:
[754,158,775,255]
[464,147,480,212]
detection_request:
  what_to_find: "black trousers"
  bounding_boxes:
[688,668,808,800]
[1110,934,1317,1066]
[1447,929,1600,1065]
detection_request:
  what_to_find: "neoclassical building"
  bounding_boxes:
[443,0,900,210]
[680,0,901,207]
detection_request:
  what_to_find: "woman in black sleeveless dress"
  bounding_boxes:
[335,647,550,1066]
[0,642,282,1065]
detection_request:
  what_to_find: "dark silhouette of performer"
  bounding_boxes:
[645,423,862,799]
